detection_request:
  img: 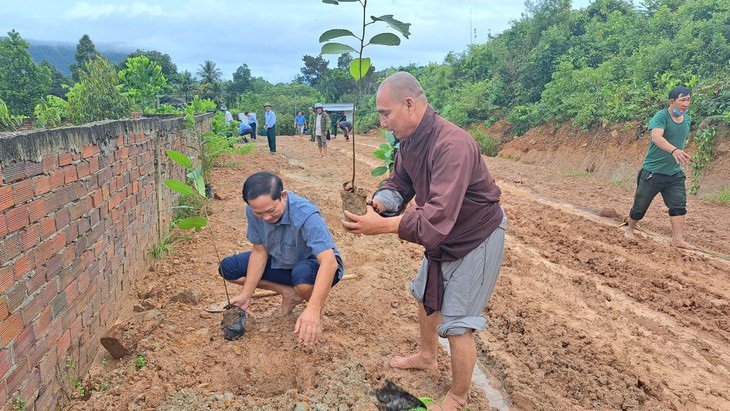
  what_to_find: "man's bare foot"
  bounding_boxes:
[624,227,635,239]
[276,293,304,317]
[672,239,696,250]
[390,352,437,370]
[427,392,467,411]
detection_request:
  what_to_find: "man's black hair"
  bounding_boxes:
[242,171,283,203]
[669,86,691,100]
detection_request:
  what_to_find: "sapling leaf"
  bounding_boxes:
[177,216,207,230]
[373,149,387,160]
[321,42,358,55]
[320,29,356,42]
[368,33,401,46]
[165,180,196,197]
[349,58,371,81]
[371,15,412,38]
[371,166,388,176]
[166,150,192,169]
[192,175,205,197]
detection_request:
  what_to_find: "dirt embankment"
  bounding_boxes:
[67,128,729,411]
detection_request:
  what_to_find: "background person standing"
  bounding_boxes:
[264,103,277,155]
[624,85,694,249]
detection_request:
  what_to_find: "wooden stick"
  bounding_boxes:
[252,273,358,298]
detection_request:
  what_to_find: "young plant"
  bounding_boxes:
[690,126,717,195]
[319,0,411,190]
[371,131,399,186]
[134,354,147,370]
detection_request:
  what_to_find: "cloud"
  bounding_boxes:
[65,2,166,20]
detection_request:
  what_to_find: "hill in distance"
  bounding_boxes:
[27,39,131,76]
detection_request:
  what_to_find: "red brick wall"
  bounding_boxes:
[0,114,212,410]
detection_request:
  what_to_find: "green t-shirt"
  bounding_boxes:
[641,109,691,175]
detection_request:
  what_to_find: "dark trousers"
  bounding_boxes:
[249,123,257,139]
[266,125,276,153]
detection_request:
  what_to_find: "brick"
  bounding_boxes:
[44,254,63,282]
[76,162,90,179]
[62,221,79,246]
[58,152,72,167]
[31,174,51,196]
[19,225,40,252]
[0,213,6,238]
[62,165,77,184]
[49,169,65,190]
[89,156,100,174]
[24,161,43,178]
[5,205,29,234]
[56,330,70,358]
[69,197,92,221]
[20,286,49,327]
[42,154,58,172]
[54,208,70,230]
[11,326,34,361]
[0,266,13,294]
[6,357,29,393]
[32,307,52,340]
[0,346,10,378]
[17,368,40,406]
[26,270,46,295]
[0,313,23,347]
[1,162,24,183]
[0,186,12,212]
[36,234,64,264]
[13,251,35,281]
[50,293,66,319]
[11,179,33,205]
[0,234,22,265]
[39,217,56,240]
[27,198,46,223]
[81,144,98,159]
[0,298,7,322]
[5,281,27,313]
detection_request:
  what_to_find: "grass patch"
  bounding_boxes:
[703,186,730,206]
[611,177,625,189]
[147,223,188,260]
[470,128,501,157]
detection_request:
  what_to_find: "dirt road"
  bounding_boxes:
[70,131,730,410]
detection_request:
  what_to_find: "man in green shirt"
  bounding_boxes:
[624,86,694,249]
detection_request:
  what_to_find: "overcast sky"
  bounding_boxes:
[2,0,599,84]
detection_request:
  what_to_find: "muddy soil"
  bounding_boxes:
[68,130,730,411]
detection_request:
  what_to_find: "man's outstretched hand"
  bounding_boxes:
[342,204,400,236]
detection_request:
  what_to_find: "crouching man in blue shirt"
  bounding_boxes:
[219,171,344,345]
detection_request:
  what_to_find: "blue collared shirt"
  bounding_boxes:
[295,114,306,126]
[265,110,277,128]
[238,122,252,134]
[246,192,341,269]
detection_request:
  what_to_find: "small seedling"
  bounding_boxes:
[134,354,147,370]
[11,396,26,411]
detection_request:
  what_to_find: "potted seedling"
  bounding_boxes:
[319,0,410,216]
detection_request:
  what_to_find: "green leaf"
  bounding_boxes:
[373,149,387,160]
[349,58,371,81]
[371,166,388,176]
[177,216,207,230]
[320,29,356,42]
[192,174,206,197]
[368,33,401,46]
[321,42,357,55]
[164,180,196,196]
[371,15,411,39]
[378,143,392,151]
[166,150,192,169]
[386,131,397,145]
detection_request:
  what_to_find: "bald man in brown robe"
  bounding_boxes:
[342,72,507,411]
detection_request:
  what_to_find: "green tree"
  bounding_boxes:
[124,49,178,82]
[177,70,197,103]
[119,55,170,112]
[70,34,98,83]
[66,55,131,124]
[0,30,52,116]
[297,55,330,86]
[40,60,68,98]
[230,64,252,94]
[197,60,221,84]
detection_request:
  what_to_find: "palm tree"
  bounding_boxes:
[177,70,197,102]
[197,60,221,84]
